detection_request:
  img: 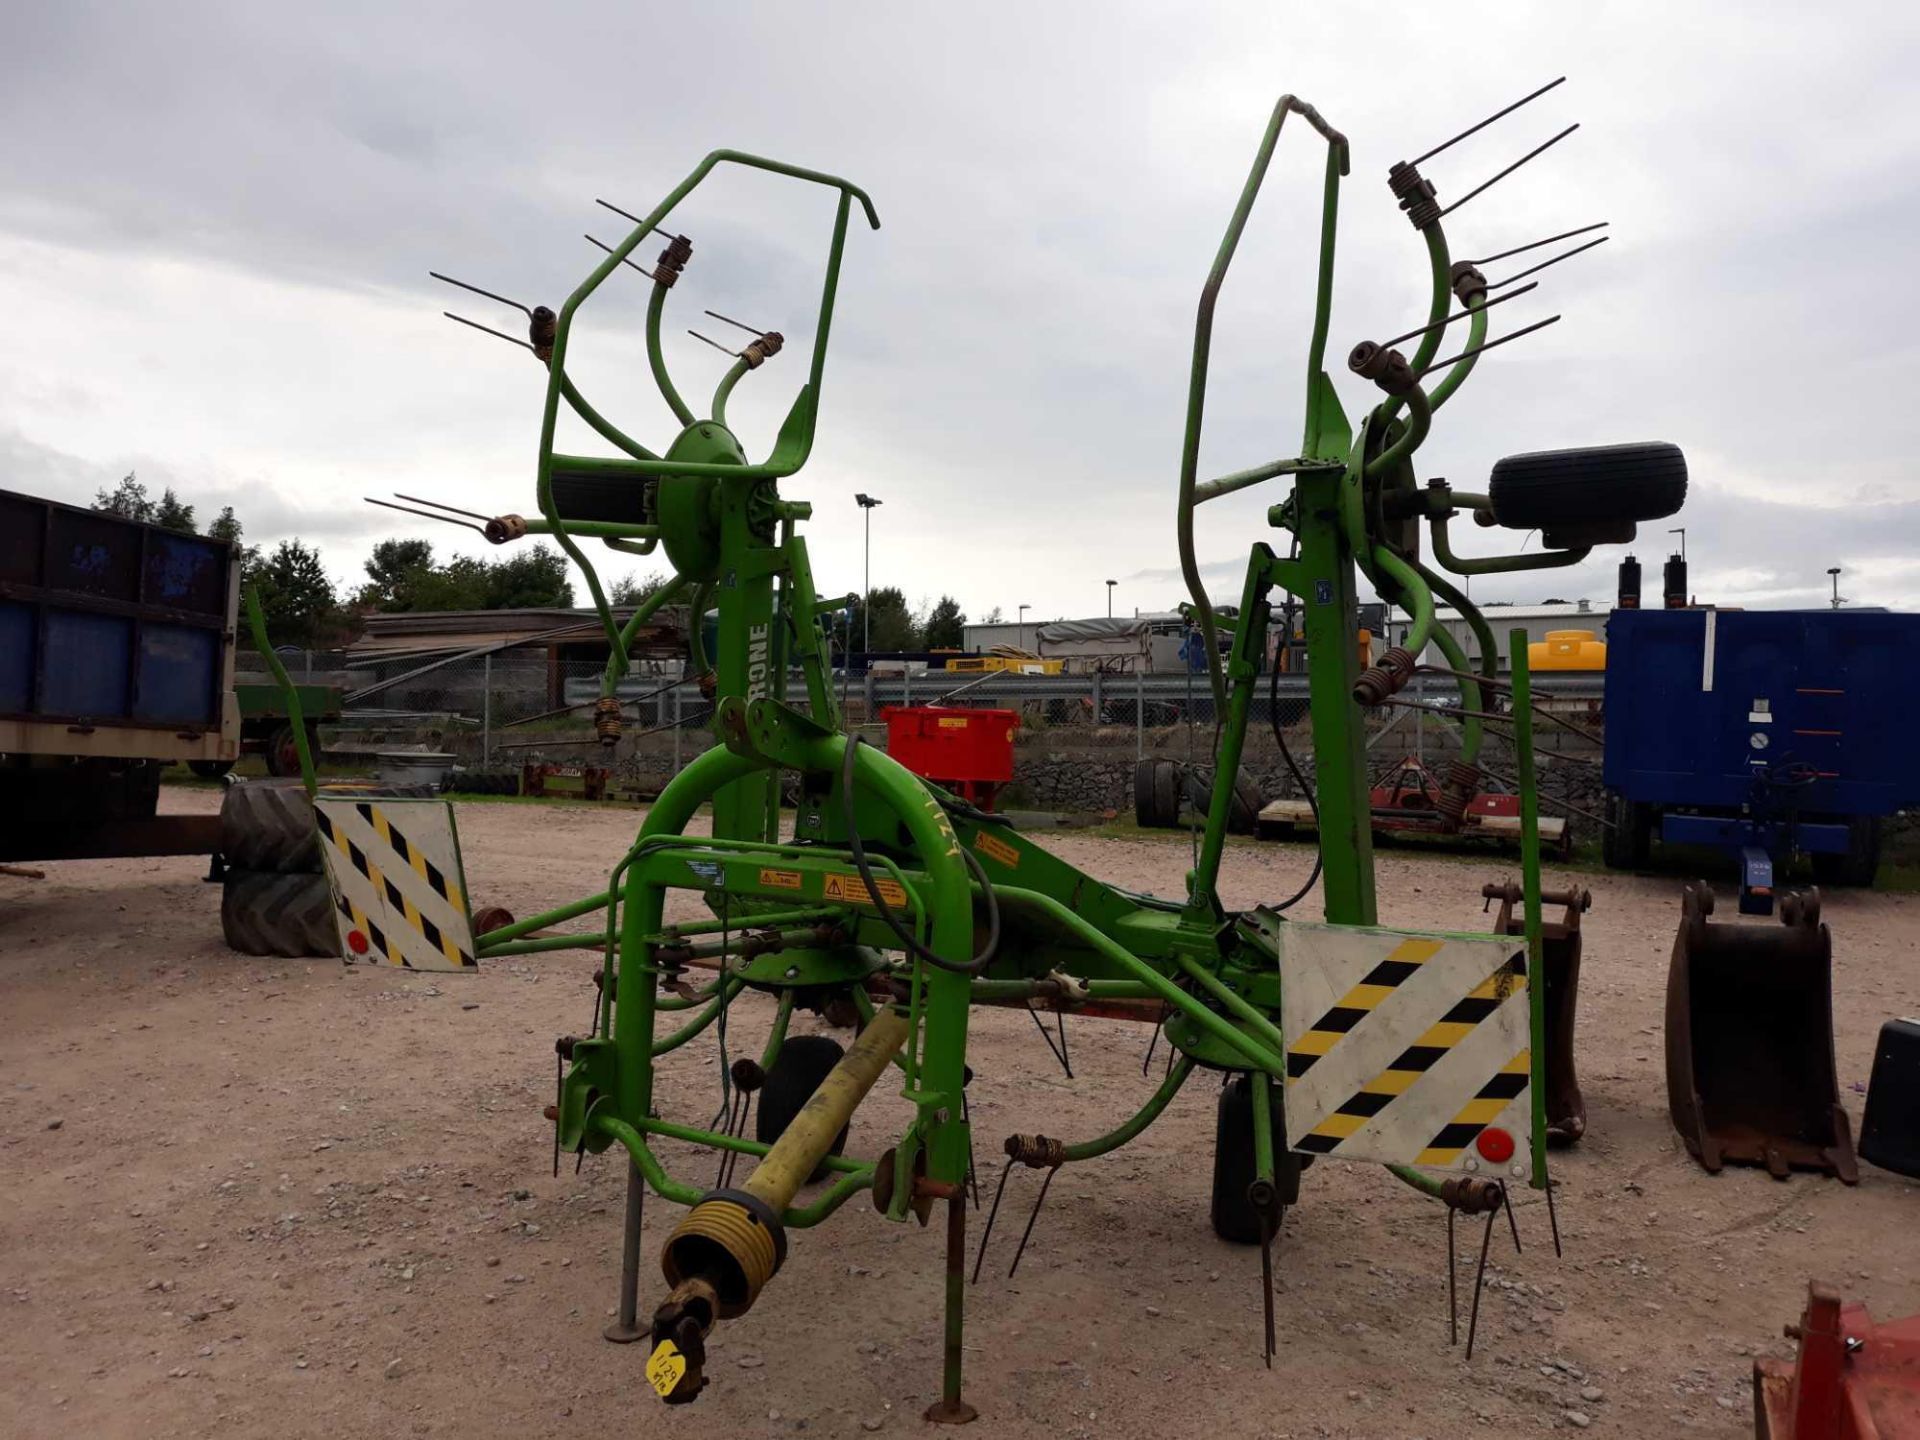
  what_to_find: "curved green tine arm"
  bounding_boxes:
[1061,1055,1197,1164]
[1364,384,1432,478]
[557,373,660,463]
[1409,555,1495,763]
[653,977,746,1055]
[647,284,696,427]
[1177,96,1349,716]
[1367,544,1437,658]
[711,355,753,430]
[244,588,316,796]
[1373,222,1452,432]
[1426,290,1487,411]
[602,572,689,697]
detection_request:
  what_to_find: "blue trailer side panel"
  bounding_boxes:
[1604,608,1920,819]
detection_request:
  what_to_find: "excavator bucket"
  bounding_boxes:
[1483,881,1588,1145]
[1665,883,1858,1182]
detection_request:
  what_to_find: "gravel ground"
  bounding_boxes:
[2,786,1916,1439]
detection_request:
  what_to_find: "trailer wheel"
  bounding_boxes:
[264,722,319,778]
[1133,759,1159,827]
[1813,816,1881,888]
[1600,790,1653,870]
[221,869,336,958]
[221,779,321,873]
[1488,441,1688,531]
[755,1034,849,1183]
[1210,1074,1301,1244]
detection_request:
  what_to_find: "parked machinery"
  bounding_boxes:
[289,82,1693,1418]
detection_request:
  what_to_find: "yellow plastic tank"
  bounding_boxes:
[1528,629,1606,671]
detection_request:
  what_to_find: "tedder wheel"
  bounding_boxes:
[1210,1074,1301,1245]
[1488,441,1687,531]
[189,759,236,779]
[755,1034,850,1183]
[221,778,322,873]
[1599,789,1653,870]
[221,869,336,958]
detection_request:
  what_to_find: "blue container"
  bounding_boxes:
[1604,608,1920,819]
[0,487,232,731]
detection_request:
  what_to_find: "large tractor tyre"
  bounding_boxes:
[221,869,337,958]
[1183,766,1264,834]
[188,759,237,780]
[221,778,322,873]
[1150,759,1180,827]
[755,1034,850,1183]
[1210,1074,1301,1244]
[1488,441,1688,531]
[1812,816,1881,888]
[1600,790,1654,870]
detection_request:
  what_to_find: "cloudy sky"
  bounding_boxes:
[4,3,1917,625]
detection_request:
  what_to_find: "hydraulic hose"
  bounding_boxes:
[839,736,1000,975]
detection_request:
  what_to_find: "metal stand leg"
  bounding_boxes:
[925,1191,978,1424]
[604,1158,647,1343]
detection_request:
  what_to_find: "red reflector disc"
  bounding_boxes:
[347,929,369,955]
[1475,1126,1515,1163]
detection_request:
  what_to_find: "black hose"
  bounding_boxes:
[1267,571,1323,913]
[840,735,1001,975]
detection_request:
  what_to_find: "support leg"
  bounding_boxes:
[926,1191,978,1424]
[604,1158,647,1343]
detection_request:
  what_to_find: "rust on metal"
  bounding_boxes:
[1484,879,1590,1144]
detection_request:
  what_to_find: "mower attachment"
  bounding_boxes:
[1665,883,1856,1182]
[313,796,478,971]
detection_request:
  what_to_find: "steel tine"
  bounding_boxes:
[1419,314,1562,376]
[971,1158,1014,1284]
[364,496,487,535]
[1006,1167,1058,1279]
[442,311,534,351]
[429,271,532,317]
[1410,77,1567,167]
[1439,123,1580,218]
[1464,1194,1500,1360]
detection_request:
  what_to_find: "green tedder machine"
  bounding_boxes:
[302,81,1686,1419]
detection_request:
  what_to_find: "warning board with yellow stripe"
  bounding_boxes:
[1278,922,1535,1176]
[314,797,477,972]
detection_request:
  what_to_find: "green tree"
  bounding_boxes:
[921,595,966,649]
[483,545,574,609]
[847,585,918,652]
[206,506,244,544]
[610,571,672,606]
[152,488,196,534]
[251,539,339,647]
[93,472,155,522]
[356,538,439,612]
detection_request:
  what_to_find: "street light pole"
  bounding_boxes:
[1017,603,1030,653]
[1106,579,1116,618]
[1828,566,1843,609]
[855,493,882,653]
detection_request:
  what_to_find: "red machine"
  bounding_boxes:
[1756,1282,1920,1438]
[881,706,1018,810]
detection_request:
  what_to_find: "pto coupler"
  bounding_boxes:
[645,1006,911,1403]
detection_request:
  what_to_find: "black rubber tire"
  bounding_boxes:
[1151,759,1179,827]
[221,779,321,873]
[1133,758,1159,827]
[221,868,337,958]
[1488,441,1687,530]
[189,759,236,780]
[1182,767,1264,835]
[755,1034,849,1182]
[1600,790,1653,870]
[1210,1074,1301,1245]
[1812,815,1881,888]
